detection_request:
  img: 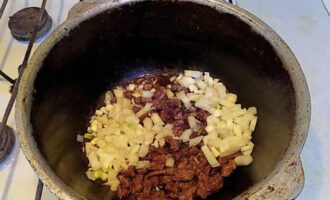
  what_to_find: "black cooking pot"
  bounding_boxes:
[16,0,310,199]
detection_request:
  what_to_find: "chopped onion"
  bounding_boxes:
[233,124,243,136]
[77,134,84,142]
[88,151,100,170]
[143,117,153,131]
[166,89,174,98]
[187,93,201,102]
[176,91,191,108]
[105,91,114,105]
[196,80,207,89]
[109,178,120,191]
[235,155,253,166]
[218,136,247,157]
[86,171,96,181]
[205,87,218,98]
[138,144,149,157]
[176,73,183,80]
[170,76,177,82]
[165,157,175,167]
[218,128,232,138]
[132,92,141,97]
[152,140,159,148]
[136,161,150,169]
[142,90,153,98]
[159,138,165,147]
[195,96,215,112]
[178,76,195,87]
[187,116,198,130]
[180,129,192,142]
[248,107,257,115]
[204,136,221,148]
[201,145,220,167]
[226,93,237,103]
[210,146,220,157]
[127,84,135,91]
[184,70,203,78]
[188,84,198,93]
[189,136,203,147]
[151,113,164,126]
[136,103,153,117]
[113,89,124,98]
[249,117,258,131]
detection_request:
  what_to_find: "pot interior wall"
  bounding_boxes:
[30,1,295,199]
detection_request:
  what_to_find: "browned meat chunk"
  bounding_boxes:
[123,90,133,99]
[196,109,211,122]
[132,106,141,113]
[134,96,142,104]
[221,159,236,177]
[164,136,181,152]
[143,83,153,90]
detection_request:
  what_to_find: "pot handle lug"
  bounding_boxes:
[282,158,305,199]
[240,157,305,200]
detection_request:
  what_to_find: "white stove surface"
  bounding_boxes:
[0,0,329,199]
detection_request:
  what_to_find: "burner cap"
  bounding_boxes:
[8,7,52,41]
[0,123,16,166]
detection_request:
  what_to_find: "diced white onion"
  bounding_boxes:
[166,89,174,98]
[165,157,175,167]
[248,107,257,115]
[178,76,195,87]
[189,136,203,147]
[188,116,198,130]
[170,76,177,82]
[142,91,153,98]
[176,91,191,108]
[218,136,247,157]
[127,84,135,91]
[151,113,164,126]
[226,93,237,103]
[113,89,123,98]
[76,135,84,143]
[136,161,150,169]
[235,155,253,166]
[196,80,207,89]
[143,117,153,131]
[201,145,220,168]
[184,70,203,78]
[188,84,198,92]
[249,117,258,131]
[180,129,192,142]
[210,146,220,157]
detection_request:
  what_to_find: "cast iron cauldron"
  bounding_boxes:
[16,0,310,199]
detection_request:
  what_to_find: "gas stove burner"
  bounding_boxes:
[8,7,52,41]
[0,123,16,167]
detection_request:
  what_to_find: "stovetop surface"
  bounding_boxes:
[1,0,329,199]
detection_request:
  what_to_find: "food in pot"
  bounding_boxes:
[78,70,257,199]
